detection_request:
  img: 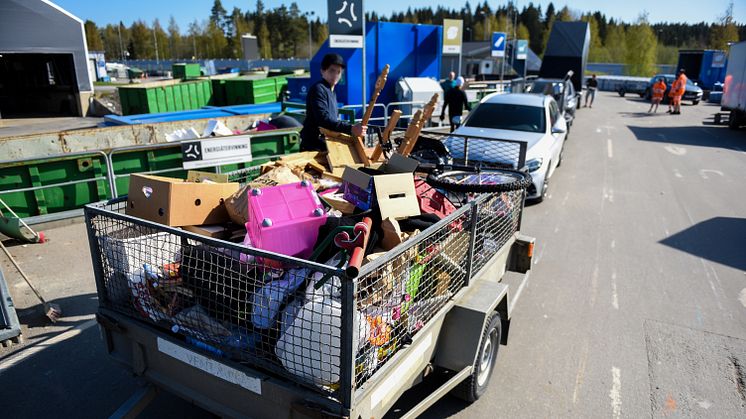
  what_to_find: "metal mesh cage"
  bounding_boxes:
[86,199,347,397]
[84,129,528,404]
[352,206,473,387]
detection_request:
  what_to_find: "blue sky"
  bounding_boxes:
[54,0,745,30]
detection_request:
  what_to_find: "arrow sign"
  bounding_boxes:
[491,32,506,57]
[516,39,528,60]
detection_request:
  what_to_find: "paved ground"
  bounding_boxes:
[1,92,745,418]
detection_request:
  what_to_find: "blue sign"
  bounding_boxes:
[491,32,507,57]
[516,39,528,60]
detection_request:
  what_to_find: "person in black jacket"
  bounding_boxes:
[440,76,471,132]
[300,53,366,151]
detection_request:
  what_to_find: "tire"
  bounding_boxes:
[426,169,532,193]
[638,92,645,98]
[714,113,722,125]
[618,88,626,97]
[644,88,651,100]
[452,312,502,402]
[729,110,741,130]
[533,167,550,203]
[693,100,699,105]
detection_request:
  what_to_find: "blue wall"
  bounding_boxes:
[309,21,442,117]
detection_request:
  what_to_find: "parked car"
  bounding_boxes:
[643,74,704,105]
[445,93,567,202]
[525,72,579,129]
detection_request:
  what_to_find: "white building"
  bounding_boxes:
[0,0,94,117]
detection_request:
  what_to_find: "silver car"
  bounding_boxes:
[446,93,567,202]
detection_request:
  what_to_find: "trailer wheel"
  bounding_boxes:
[452,312,502,402]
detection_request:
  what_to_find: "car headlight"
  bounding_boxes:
[527,158,543,173]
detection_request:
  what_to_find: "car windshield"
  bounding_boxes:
[526,81,560,95]
[465,103,546,133]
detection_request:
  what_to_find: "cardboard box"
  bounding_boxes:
[127,174,239,227]
[342,154,421,220]
[186,170,229,183]
[182,224,232,239]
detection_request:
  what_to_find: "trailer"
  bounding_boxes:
[84,132,535,418]
[720,41,746,129]
[677,49,728,92]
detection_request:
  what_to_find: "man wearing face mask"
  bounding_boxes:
[300,53,367,151]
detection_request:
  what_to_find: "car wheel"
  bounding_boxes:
[618,88,626,97]
[714,113,722,124]
[534,167,550,203]
[692,100,699,105]
[644,88,651,100]
[557,146,564,167]
[638,92,645,98]
[451,312,502,403]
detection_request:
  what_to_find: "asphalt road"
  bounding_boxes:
[1,92,745,418]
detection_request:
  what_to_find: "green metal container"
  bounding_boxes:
[224,75,288,105]
[210,78,228,106]
[0,130,301,218]
[172,63,201,79]
[0,153,112,218]
[118,79,213,115]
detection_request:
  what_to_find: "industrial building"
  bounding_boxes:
[0,0,94,117]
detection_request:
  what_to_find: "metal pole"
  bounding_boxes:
[117,24,124,62]
[153,28,159,65]
[361,2,367,113]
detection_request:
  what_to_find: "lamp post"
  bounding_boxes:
[305,11,315,59]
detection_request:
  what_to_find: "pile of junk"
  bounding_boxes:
[86,65,532,394]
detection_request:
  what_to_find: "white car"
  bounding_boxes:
[445,93,567,202]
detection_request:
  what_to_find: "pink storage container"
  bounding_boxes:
[246,181,327,260]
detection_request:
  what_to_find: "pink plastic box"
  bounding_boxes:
[246,181,327,259]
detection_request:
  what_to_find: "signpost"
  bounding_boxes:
[491,32,507,83]
[516,39,528,79]
[443,19,463,76]
[181,136,253,170]
[491,32,506,57]
[328,0,366,109]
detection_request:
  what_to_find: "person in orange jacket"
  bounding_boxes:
[669,69,687,115]
[648,77,667,113]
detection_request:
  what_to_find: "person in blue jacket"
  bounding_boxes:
[300,53,366,151]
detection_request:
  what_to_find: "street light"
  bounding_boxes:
[478,9,491,41]
[305,11,315,59]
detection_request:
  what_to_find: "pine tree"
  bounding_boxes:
[605,24,627,63]
[167,16,182,59]
[210,0,228,34]
[84,20,105,51]
[625,14,657,76]
[153,19,169,60]
[129,21,154,59]
[258,21,271,58]
[710,1,740,51]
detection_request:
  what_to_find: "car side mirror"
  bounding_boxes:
[552,124,566,135]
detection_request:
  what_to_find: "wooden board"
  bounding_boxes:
[326,137,365,168]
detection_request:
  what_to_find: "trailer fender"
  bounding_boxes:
[433,281,509,372]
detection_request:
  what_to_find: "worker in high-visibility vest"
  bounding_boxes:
[669,69,687,115]
[648,77,667,113]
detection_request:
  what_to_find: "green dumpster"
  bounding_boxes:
[118,79,213,115]
[173,63,201,79]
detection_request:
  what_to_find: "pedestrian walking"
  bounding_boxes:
[584,74,598,107]
[648,77,667,113]
[440,76,471,132]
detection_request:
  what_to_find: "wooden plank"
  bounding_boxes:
[326,137,364,168]
[371,109,402,162]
